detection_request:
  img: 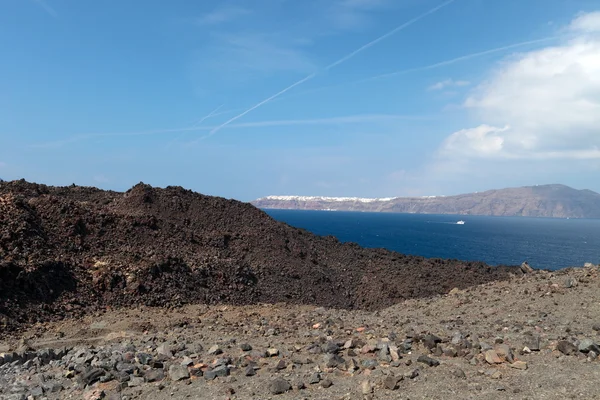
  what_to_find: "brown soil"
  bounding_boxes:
[3,266,599,400]
[0,180,519,331]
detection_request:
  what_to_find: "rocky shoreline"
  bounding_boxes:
[2,264,600,400]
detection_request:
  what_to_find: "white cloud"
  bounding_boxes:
[439,12,600,161]
[428,79,470,91]
[570,11,600,33]
[440,125,508,157]
[197,6,250,26]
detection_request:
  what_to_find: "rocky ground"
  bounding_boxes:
[2,264,600,400]
[0,180,517,330]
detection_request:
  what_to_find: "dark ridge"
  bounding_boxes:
[0,180,521,331]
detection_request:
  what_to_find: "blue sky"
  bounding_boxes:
[2,0,600,200]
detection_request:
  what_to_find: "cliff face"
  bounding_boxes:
[252,184,600,219]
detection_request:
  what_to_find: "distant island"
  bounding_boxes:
[252,184,600,219]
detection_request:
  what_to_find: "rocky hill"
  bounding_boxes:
[0,180,519,331]
[252,184,600,218]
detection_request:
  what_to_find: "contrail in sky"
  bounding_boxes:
[200,0,456,140]
[191,104,224,127]
[324,0,456,70]
[275,36,557,99]
[362,36,557,82]
[167,104,225,148]
[194,73,316,143]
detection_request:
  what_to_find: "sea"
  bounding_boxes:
[265,210,600,271]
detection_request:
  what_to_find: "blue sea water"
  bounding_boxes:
[265,210,600,271]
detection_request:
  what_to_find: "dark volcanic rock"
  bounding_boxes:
[0,180,519,330]
[269,378,292,395]
[168,365,189,381]
[204,365,229,380]
[557,341,578,355]
[417,355,440,367]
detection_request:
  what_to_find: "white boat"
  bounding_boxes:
[456,220,465,225]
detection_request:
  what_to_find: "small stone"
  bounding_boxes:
[452,368,467,379]
[378,344,392,362]
[525,335,541,351]
[323,353,345,368]
[484,350,503,364]
[321,379,333,388]
[269,378,292,395]
[115,362,135,374]
[361,359,378,369]
[244,366,256,376]
[417,355,440,367]
[451,332,464,345]
[81,368,106,386]
[389,345,400,362]
[207,345,223,356]
[345,358,359,371]
[443,347,458,358]
[128,377,144,387]
[275,359,287,370]
[494,344,514,363]
[490,371,503,380]
[360,380,372,395]
[383,376,398,390]
[135,353,153,365]
[266,328,277,336]
[240,344,252,352]
[422,334,442,350]
[145,369,165,382]
[156,344,173,358]
[181,356,193,367]
[204,365,229,380]
[361,344,377,354]
[557,341,578,355]
[266,348,279,357]
[578,339,600,354]
[309,372,321,384]
[323,341,340,354]
[563,277,578,288]
[520,262,533,273]
[592,324,600,332]
[116,372,130,383]
[509,361,528,370]
[405,369,419,379]
[168,364,190,381]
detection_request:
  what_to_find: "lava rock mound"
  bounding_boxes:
[0,180,520,330]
